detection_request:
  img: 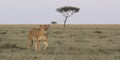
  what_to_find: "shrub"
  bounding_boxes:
[0,43,26,50]
[51,21,57,24]
[21,30,25,33]
[0,31,7,34]
[94,31,102,34]
[53,31,63,34]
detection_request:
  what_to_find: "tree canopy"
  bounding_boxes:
[57,6,80,13]
[56,6,80,27]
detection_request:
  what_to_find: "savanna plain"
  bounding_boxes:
[0,24,120,60]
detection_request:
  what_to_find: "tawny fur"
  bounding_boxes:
[27,25,49,51]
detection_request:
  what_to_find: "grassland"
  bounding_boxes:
[0,24,120,60]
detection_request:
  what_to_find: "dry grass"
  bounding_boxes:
[0,24,120,60]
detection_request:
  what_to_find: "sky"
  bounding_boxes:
[0,0,120,24]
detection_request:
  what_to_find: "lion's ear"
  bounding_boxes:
[39,25,42,28]
[38,28,41,30]
[39,25,43,29]
[39,25,42,30]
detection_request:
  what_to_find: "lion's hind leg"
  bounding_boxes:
[43,40,48,50]
[27,38,33,48]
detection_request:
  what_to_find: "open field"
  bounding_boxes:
[0,24,120,60]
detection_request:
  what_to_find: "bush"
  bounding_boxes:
[0,31,7,34]
[51,21,57,24]
[53,31,63,34]
[21,30,25,33]
[94,31,102,34]
[0,43,26,50]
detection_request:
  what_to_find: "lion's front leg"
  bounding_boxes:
[35,40,40,51]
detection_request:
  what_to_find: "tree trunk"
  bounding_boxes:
[64,17,68,27]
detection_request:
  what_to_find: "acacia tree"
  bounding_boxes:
[57,6,80,27]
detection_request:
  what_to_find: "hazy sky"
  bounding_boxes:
[0,0,120,24]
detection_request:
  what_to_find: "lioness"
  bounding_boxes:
[28,25,49,51]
